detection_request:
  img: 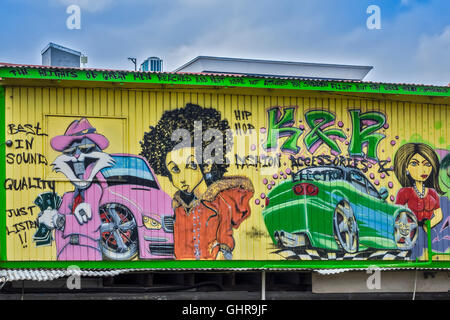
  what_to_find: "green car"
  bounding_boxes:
[262,166,418,253]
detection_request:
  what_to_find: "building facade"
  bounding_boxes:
[0,64,448,273]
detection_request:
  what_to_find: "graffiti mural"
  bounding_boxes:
[140,104,254,260]
[263,166,418,258]
[2,88,449,263]
[393,143,443,260]
[257,106,448,261]
[33,118,174,260]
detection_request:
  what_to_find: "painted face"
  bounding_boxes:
[52,137,115,189]
[166,147,204,194]
[407,153,433,183]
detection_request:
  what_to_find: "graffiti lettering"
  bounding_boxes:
[264,79,288,86]
[402,85,417,92]
[264,107,386,159]
[302,80,328,88]
[157,74,192,82]
[102,71,127,81]
[6,136,49,165]
[230,78,245,85]
[384,85,399,91]
[304,110,346,154]
[6,220,38,236]
[37,69,77,78]
[4,177,55,191]
[264,107,303,153]
[234,110,254,135]
[195,75,209,83]
[235,154,281,169]
[234,123,255,135]
[12,137,34,150]
[294,168,345,182]
[420,86,448,93]
[209,76,225,84]
[6,206,37,218]
[133,73,152,81]
[290,155,370,173]
[9,68,28,76]
[7,123,47,136]
[234,110,252,121]
[85,70,98,79]
[330,83,352,90]
[6,153,48,165]
[348,110,386,160]
[377,159,393,176]
[289,80,301,87]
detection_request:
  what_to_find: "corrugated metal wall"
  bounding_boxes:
[3,86,449,263]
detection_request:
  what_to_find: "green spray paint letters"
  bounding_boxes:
[348,110,386,160]
[263,107,303,153]
[303,110,346,154]
[264,107,386,159]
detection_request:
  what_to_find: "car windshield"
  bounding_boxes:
[350,170,381,198]
[293,167,345,182]
[101,155,159,189]
[350,171,367,193]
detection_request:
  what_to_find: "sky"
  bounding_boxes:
[0,0,449,85]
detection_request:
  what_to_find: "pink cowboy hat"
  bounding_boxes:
[50,118,109,152]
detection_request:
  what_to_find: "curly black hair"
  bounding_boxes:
[140,103,232,181]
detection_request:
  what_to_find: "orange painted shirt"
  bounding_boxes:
[172,176,254,260]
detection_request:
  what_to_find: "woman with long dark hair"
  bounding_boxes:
[394,143,443,259]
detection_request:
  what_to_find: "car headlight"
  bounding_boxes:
[143,215,162,230]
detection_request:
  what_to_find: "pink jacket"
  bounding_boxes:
[55,181,103,261]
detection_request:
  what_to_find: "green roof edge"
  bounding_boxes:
[0,66,449,97]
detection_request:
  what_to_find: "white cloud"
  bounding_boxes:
[415,26,450,83]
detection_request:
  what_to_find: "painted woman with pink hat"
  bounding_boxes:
[38,118,115,260]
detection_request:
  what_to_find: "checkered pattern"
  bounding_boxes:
[273,248,411,261]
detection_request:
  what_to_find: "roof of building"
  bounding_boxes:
[41,42,82,56]
[0,62,448,98]
[173,56,374,81]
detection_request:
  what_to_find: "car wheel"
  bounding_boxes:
[394,210,418,250]
[99,203,138,260]
[333,200,359,253]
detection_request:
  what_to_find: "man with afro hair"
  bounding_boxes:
[141,103,254,260]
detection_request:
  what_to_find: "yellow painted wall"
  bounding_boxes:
[4,86,449,262]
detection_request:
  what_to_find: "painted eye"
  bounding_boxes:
[79,144,96,153]
[424,162,432,167]
[171,165,180,174]
[63,147,76,155]
[186,161,198,170]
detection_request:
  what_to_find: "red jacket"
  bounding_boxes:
[172,176,254,260]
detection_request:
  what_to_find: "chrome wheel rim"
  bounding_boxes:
[334,201,359,253]
[394,211,418,250]
[99,203,138,260]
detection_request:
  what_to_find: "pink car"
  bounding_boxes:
[97,154,174,260]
